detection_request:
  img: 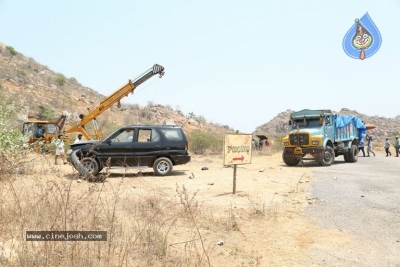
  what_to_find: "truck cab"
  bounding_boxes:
[282,109,365,166]
[23,120,60,143]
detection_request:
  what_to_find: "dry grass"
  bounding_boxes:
[0,160,283,266]
[0,146,311,266]
[1,175,186,266]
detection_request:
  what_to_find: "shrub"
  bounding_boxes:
[194,115,207,125]
[38,105,57,120]
[0,90,27,178]
[16,68,25,75]
[55,76,66,86]
[6,46,17,56]
[187,129,224,155]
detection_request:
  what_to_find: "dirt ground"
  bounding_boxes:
[4,151,355,266]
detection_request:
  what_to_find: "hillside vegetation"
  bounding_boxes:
[1,41,399,149]
[0,42,236,154]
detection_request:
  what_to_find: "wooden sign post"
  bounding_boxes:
[223,132,252,194]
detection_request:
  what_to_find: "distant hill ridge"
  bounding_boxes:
[1,41,399,141]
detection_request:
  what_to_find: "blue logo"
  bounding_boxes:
[343,13,382,60]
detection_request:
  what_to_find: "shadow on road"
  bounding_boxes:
[279,159,349,168]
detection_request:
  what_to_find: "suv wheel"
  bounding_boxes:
[153,157,173,176]
[81,157,99,176]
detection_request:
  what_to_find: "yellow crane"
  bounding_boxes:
[64,64,165,140]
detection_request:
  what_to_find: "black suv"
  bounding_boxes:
[67,125,191,176]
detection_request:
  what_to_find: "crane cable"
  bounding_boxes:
[123,77,161,122]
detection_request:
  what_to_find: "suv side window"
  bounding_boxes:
[112,129,135,142]
[159,128,183,141]
[150,129,161,142]
[138,129,152,142]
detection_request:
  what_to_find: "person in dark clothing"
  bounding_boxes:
[358,137,365,157]
[258,139,264,150]
[384,138,392,157]
[37,126,44,138]
[395,136,400,157]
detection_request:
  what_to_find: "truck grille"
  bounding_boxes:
[289,133,309,146]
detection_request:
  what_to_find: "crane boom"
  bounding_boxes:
[64,64,165,140]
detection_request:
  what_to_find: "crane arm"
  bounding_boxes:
[64,64,165,140]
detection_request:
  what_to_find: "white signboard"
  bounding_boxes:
[223,134,252,165]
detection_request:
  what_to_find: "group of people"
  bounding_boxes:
[252,139,270,151]
[359,135,400,157]
[54,134,84,165]
[358,134,375,157]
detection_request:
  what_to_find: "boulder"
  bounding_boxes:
[163,119,175,125]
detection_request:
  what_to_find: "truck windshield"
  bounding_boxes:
[292,118,320,128]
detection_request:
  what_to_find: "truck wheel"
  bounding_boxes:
[320,146,335,166]
[344,153,350,162]
[282,151,300,166]
[348,145,359,162]
[153,157,173,176]
[81,157,99,176]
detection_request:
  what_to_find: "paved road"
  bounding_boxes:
[302,153,400,266]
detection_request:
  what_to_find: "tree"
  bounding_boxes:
[0,88,27,161]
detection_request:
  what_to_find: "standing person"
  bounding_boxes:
[366,134,375,157]
[258,139,264,150]
[55,135,67,165]
[73,134,83,144]
[384,138,392,157]
[358,137,365,157]
[395,136,400,157]
[255,140,259,151]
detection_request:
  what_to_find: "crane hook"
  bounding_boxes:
[117,101,121,108]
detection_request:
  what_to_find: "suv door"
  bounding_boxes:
[98,128,137,167]
[132,128,163,167]
[158,127,187,156]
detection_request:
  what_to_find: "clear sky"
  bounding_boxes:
[1,1,399,133]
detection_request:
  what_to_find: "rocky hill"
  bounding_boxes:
[255,108,400,144]
[0,42,233,137]
[1,41,399,143]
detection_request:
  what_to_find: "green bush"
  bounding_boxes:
[55,76,66,86]
[0,90,27,164]
[187,130,224,155]
[6,46,17,56]
[38,105,57,120]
